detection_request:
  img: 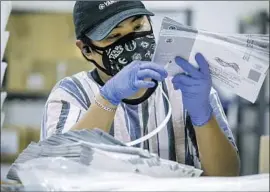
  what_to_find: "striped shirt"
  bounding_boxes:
[40,69,237,168]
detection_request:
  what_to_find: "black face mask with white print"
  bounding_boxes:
[89,30,158,105]
[89,30,156,76]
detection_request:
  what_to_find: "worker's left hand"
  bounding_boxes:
[171,53,213,127]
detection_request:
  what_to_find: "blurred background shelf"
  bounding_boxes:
[4,92,49,101]
[1,1,12,129]
[234,10,269,176]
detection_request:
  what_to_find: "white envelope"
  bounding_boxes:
[1,92,7,110]
[1,112,5,128]
[1,31,9,61]
[1,1,12,33]
[1,62,7,87]
[153,17,269,103]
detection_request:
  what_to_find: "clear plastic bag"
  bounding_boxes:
[16,157,269,191]
[7,129,203,182]
[8,129,204,190]
[16,157,157,191]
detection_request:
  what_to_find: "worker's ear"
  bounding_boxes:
[76,40,84,51]
[76,40,92,58]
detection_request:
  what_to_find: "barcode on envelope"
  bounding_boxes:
[248,69,261,82]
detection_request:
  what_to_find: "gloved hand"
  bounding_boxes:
[100,60,168,106]
[172,53,213,127]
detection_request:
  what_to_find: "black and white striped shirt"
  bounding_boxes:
[41,69,237,168]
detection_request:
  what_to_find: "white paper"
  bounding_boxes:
[1,112,5,128]
[1,92,7,110]
[1,31,10,61]
[1,62,7,87]
[189,34,268,103]
[1,1,12,33]
[153,17,269,103]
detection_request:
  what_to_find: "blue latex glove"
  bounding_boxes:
[172,53,213,126]
[100,60,168,106]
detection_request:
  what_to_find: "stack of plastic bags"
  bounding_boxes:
[5,128,270,191]
[7,128,203,183]
[1,1,12,128]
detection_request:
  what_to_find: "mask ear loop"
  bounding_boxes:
[81,45,113,76]
[82,35,116,76]
[125,82,172,146]
[80,34,114,76]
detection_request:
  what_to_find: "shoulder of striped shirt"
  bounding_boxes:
[46,70,97,101]
[54,70,96,90]
[66,70,95,83]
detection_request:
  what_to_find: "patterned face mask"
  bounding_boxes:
[90,31,156,76]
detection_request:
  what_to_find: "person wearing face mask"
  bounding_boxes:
[41,1,240,176]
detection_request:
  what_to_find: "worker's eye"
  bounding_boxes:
[106,34,121,42]
[134,24,143,32]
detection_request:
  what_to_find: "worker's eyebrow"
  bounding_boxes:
[114,15,144,29]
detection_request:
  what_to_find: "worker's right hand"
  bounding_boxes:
[100,60,168,106]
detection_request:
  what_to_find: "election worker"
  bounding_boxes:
[41,1,240,176]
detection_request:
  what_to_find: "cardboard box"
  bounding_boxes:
[259,135,269,173]
[5,13,92,93]
[1,126,40,163]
